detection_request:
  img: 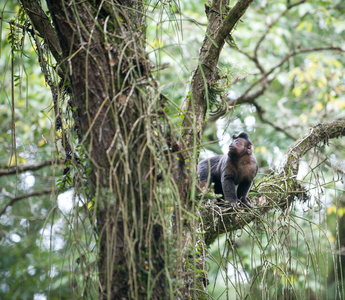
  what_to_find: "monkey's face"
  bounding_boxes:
[229,137,252,156]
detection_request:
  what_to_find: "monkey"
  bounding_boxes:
[197,132,258,209]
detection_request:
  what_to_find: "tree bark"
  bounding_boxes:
[44,1,167,298]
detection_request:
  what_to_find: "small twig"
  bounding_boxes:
[254,102,296,140]
[0,188,54,216]
[238,46,344,104]
[208,44,345,123]
[9,21,18,188]
[0,159,65,177]
[1,17,36,35]
[254,0,306,58]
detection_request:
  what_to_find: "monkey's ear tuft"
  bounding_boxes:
[238,132,250,140]
[233,132,250,141]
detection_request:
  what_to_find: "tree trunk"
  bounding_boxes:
[45,1,168,298]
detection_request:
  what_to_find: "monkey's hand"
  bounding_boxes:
[229,200,240,209]
[241,198,253,209]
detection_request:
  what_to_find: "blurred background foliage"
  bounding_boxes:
[1,0,345,299]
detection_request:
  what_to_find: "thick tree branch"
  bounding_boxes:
[180,0,254,151]
[282,120,345,176]
[206,0,254,69]
[200,120,345,246]
[176,1,254,206]
[254,106,345,176]
[20,0,61,63]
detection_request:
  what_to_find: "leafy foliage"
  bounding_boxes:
[1,0,345,299]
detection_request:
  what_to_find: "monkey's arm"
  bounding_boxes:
[221,175,238,208]
[237,180,253,208]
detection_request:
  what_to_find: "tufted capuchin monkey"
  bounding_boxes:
[197,132,258,208]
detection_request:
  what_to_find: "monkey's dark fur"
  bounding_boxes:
[197,132,258,208]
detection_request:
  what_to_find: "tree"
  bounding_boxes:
[1,0,345,299]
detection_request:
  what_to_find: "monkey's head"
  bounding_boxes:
[228,132,253,157]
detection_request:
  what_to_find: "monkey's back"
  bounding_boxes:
[197,155,225,195]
